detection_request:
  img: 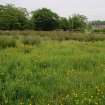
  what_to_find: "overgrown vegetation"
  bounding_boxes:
[1,3,105,105]
[22,36,41,46]
[0,31,105,42]
[0,36,16,48]
[1,33,105,105]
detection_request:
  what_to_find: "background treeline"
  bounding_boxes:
[0,4,92,31]
[1,4,105,32]
[91,20,105,25]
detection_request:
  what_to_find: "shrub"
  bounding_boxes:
[22,36,41,46]
[0,36,16,48]
[93,29,105,33]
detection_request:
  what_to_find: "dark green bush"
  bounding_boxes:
[93,29,105,33]
[31,8,59,31]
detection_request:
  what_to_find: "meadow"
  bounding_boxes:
[1,31,105,105]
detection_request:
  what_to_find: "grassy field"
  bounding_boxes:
[1,31,105,105]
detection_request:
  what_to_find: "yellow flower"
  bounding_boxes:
[20,102,23,105]
[91,96,93,99]
[74,93,78,97]
[95,102,98,105]
[66,94,69,98]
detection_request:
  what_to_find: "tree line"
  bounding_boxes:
[0,4,92,31]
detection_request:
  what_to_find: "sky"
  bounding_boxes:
[0,0,105,20]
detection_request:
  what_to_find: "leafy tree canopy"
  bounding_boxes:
[0,4,29,30]
[31,8,59,31]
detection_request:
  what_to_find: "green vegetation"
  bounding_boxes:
[0,4,89,31]
[31,8,59,31]
[59,17,70,31]
[1,31,105,41]
[91,20,105,25]
[1,31,105,105]
[1,4,105,32]
[69,15,88,31]
[0,4,29,30]
[0,36,16,48]
[0,2,105,105]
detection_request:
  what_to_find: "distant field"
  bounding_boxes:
[1,32,105,105]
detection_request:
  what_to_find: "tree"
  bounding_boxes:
[31,8,59,31]
[90,20,105,25]
[69,14,88,31]
[0,4,29,30]
[59,17,69,31]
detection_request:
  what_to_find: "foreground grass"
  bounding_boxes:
[1,39,105,105]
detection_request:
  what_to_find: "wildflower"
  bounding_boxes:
[95,102,98,105]
[20,102,23,105]
[74,93,78,98]
[66,94,69,98]
[96,86,101,92]
[90,96,93,99]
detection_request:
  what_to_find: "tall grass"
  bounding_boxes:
[0,31,105,42]
[22,36,41,46]
[0,36,16,48]
[1,37,105,105]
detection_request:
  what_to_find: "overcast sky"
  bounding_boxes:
[0,0,105,20]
